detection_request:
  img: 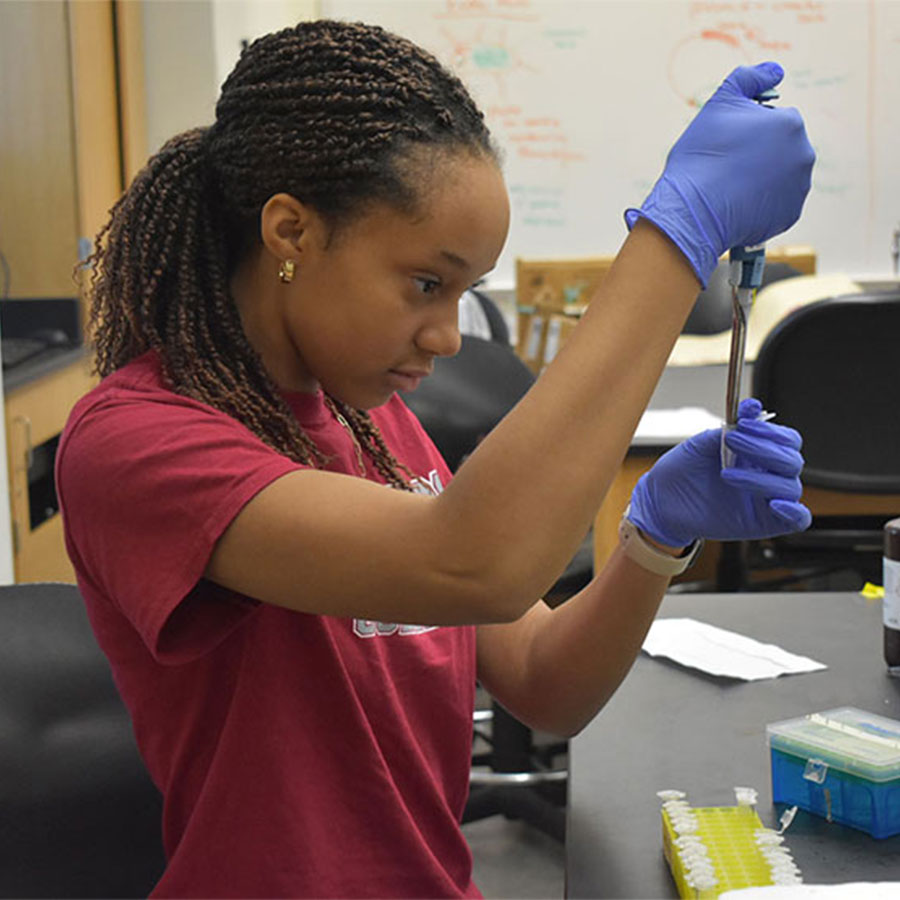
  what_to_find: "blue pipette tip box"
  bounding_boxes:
[767,707,900,839]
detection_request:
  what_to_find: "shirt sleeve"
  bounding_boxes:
[57,390,304,664]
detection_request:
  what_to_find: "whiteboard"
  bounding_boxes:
[320,0,900,289]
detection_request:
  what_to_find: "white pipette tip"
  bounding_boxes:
[777,805,799,835]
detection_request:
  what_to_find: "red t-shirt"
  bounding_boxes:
[56,352,479,899]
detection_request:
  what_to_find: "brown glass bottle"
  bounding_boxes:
[884,518,900,675]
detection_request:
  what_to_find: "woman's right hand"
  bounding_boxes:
[625,61,816,287]
[626,398,811,549]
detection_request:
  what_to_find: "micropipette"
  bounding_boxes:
[721,87,779,468]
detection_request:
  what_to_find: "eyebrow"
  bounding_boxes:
[440,250,470,270]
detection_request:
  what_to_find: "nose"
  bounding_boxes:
[415,303,462,359]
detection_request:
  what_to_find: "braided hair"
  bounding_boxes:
[85,19,498,488]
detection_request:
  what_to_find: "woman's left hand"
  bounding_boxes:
[627,398,812,548]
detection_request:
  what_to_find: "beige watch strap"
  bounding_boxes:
[618,512,702,577]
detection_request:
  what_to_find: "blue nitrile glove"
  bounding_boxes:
[625,62,815,287]
[627,398,812,548]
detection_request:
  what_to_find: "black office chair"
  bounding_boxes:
[469,286,512,346]
[402,334,534,471]
[683,261,803,335]
[401,294,586,843]
[0,582,165,898]
[736,291,900,590]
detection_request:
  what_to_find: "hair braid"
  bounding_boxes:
[86,19,497,484]
[87,128,330,467]
[332,401,416,491]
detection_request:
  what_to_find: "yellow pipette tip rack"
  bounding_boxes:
[659,790,802,899]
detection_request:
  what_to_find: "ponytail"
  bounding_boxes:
[86,20,496,485]
[87,128,331,468]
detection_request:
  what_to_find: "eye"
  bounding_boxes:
[413,276,441,296]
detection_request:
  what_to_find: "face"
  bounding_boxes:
[272,154,510,409]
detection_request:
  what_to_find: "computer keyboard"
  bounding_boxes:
[1,338,52,370]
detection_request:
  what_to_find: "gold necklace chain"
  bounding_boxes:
[324,395,367,477]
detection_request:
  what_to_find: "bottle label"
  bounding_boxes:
[885,558,900,628]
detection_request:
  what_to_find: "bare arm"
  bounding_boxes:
[475,545,674,737]
[206,222,699,625]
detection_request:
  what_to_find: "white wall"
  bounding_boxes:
[141,1,218,156]
[140,0,319,158]
[212,0,320,91]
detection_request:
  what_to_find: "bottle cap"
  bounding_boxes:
[885,518,900,561]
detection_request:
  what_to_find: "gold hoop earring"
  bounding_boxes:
[278,259,296,284]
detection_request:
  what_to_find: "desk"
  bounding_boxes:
[593,364,900,573]
[566,591,900,898]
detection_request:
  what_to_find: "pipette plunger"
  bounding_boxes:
[721,87,779,468]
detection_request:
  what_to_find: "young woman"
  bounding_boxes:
[57,20,815,898]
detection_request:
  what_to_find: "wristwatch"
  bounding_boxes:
[618,508,703,577]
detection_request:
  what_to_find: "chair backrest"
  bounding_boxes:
[752,291,900,493]
[684,261,802,335]
[469,288,511,345]
[401,335,535,471]
[0,582,165,898]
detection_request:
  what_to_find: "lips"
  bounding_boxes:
[387,368,431,392]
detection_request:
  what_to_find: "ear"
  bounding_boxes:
[259,193,325,264]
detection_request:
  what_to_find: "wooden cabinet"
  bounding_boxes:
[0,0,121,581]
[5,357,97,582]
